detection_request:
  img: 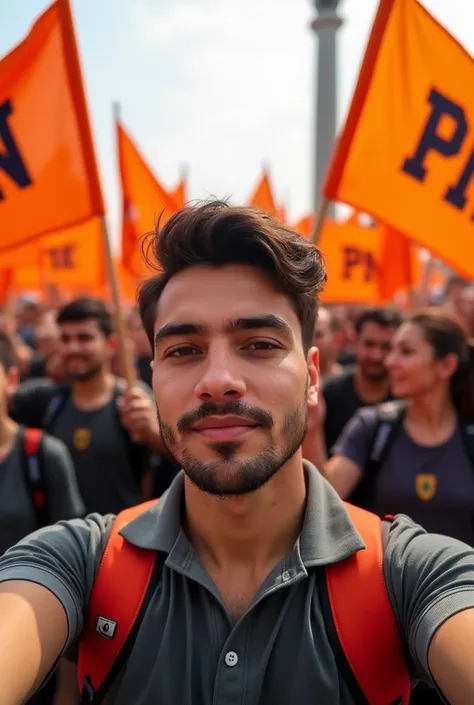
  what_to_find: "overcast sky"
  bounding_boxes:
[1,0,471,244]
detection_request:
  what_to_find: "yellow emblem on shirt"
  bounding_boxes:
[415,473,437,501]
[73,428,91,451]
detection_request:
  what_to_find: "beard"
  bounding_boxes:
[158,396,308,497]
[64,358,102,381]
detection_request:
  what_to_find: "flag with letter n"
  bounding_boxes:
[0,0,104,253]
[323,0,474,280]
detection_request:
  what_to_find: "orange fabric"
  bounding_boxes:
[77,500,158,694]
[248,171,277,217]
[327,504,410,705]
[318,215,382,304]
[378,227,413,301]
[275,204,287,224]
[0,0,104,252]
[324,0,474,279]
[294,213,411,304]
[5,217,105,294]
[118,121,179,279]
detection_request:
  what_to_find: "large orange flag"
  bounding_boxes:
[0,0,104,252]
[324,0,474,278]
[6,217,106,294]
[249,171,277,217]
[294,213,411,304]
[118,121,179,278]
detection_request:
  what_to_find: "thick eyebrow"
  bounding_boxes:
[154,322,207,346]
[227,315,293,338]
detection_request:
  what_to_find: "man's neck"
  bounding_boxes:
[72,370,115,411]
[354,367,390,404]
[184,455,307,571]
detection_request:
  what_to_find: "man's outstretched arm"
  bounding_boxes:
[0,580,67,705]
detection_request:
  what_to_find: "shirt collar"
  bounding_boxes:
[120,461,365,565]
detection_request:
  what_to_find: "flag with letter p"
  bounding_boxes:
[0,0,104,252]
[323,0,474,279]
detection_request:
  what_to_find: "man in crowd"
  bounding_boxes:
[0,331,84,705]
[312,307,343,380]
[10,297,164,515]
[1,203,474,704]
[322,306,402,455]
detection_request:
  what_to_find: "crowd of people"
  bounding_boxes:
[1,205,474,703]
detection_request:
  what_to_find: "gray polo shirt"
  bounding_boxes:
[1,463,474,704]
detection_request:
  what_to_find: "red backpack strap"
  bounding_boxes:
[22,428,49,528]
[325,503,411,705]
[77,500,159,702]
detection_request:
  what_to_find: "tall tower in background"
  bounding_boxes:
[312,0,343,215]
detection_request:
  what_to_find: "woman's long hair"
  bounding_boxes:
[410,309,474,422]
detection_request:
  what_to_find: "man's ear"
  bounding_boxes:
[307,346,320,410]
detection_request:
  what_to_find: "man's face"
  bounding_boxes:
[355,321,397,382]
[152,264,318,496]
[59,318,114,381]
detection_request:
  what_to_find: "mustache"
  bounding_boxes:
[177,400,273,433]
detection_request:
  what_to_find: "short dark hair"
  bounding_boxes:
[138,201,326,352]
[56,298,114,337]
[0,333,16,372]
[355,306,403,336]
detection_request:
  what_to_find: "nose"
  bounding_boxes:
[194,343,246,403]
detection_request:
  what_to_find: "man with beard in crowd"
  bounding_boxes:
[10,298,164,515]
[1,203,474,704]
[322,306,402,456]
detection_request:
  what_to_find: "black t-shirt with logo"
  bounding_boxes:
[11,378,155,515]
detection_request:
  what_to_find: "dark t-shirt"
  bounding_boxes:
[11,378,153,515]
[334,407,474,546]
[0,429,84,554]
[322,368,392,455]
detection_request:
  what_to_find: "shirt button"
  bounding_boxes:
[225,651,239,667]
[282,570,291,582]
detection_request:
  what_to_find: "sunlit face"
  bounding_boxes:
[59,319,115,381]
[385,322,457,398]
[355,321,397,382]
[152,264,318,496]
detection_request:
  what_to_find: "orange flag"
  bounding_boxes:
[117,121,179,278]
[323,0,474,279]
[293,212,411,304]
[6,217,106,294]
[249,171,277,217]
[0,0,104,252]
[378,227,413,301]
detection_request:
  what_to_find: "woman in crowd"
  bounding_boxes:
[324,308,474,547]
[322,309,474,705]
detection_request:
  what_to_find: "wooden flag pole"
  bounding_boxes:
[100,215,136,388]
[311,196,330,245]
[418,255,436,307]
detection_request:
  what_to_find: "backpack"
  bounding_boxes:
[355,400,474,509]
[20,427,50,529]
[42,382,150,482]
[76,501,411,705]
